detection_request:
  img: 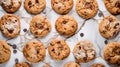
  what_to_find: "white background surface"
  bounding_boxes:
[0,0,120,67]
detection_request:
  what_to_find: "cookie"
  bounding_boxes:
[30,15,51,38]
[76,0,98,19]
[48,39,70,60]
[104,42,120,64]
[0,40,11,64]
[1,0,22,13]
[55,15,78,37]
[24,0,46,14]
[104,0,120,14]
[64,62,80,67]
[73,40,96,63]
[14,62,31,67]
[51,0,73,14]
[23,40,46,63]
[99,15,120,39]
[91,63,105,67]
[0,14,20,38]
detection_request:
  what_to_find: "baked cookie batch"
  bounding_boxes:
[0,0,120,67]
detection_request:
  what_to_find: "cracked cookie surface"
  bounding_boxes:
[104,42,120,64]
[1,0,22,13]
[14,62,31,67]
[55,15,78,37]
[76,0,98,19]
[0,14,20,38]
[0,40,11,64]
[99,15,120,39]
[51,0,73,14]
[73,40,96,63]
[48,39,70,60]
[64,62,80,67]
[104,0,120,14]
[30,15,51,38]
[23,40,46,63]
[24,0,46,14]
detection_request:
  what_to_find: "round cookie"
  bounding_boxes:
[48,39,70,60]
[104,0,120,14]
[0,14,20,38]
[14,62,31,67]
[1,0,22,13]
[64,62,80,67]
[99,15,120,39]
[104,42,120,64]
[91,63,105,67]
[73,40,96,63]
[24,0,46,14]
[51,0,73,14]
[55,15,78,37]
[23,40,46,63]
[30,15,51,38]
[76,0,98,19]
[0,40,11,64]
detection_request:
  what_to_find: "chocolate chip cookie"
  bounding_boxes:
[51,0,73,14]
[0,40,11,64]
[104,42,120,64]
[24,0,46,14]
[48,39,70,60]
[30,15,51,38]
[14,62,31,67]
[91,63,105,67]
[99,15,120,39]
[23,40,46,63]
[1,0,22,13]
[64,62,80,67]
[73,40,96,63]
[55,15,78,37]
[76,0,98,19]
[0,14,20,38]
[104,0,120,14]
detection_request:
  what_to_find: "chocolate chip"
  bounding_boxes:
[62,32,66,35]
[79,46,81,49]
[15,58,19,64]
[23,28,27,32]
[7,29,14,34]
[50,43,54,46]
[28,1,32,8]
[115,1,120,8]
[35,31,38,34]
[63,20,67,24]
[36,23,44,29]
[58,6,61,9]
[98,12,103,17]
[51,49,54,51]
[57,41,61,44]
[8,5,12,9]
[114,23,119,29]
[109,18,113,22]
[35,0,39,3]
[80,33,84,37]
[13,49,17,54]
[15,20,17,22]
[104,40,108,44]
[12,44,17,49]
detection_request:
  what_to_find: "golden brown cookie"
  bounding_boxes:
[0,40,11,64]
[0,14,20,38]
[48,39,70,60]
[104,42,120,64]
[73,40,96,63]
[51,0,73,14]
[64,62,80,67]
[104,0,120,14]
[1,0,22,13]
[24,0,46,14]
[91,63,105,67]
[14,62,31,67]
[55,15,78,37]
[23,40,46,63]
[99,15,120,39]
[30,15,51,38]
[76,0,98,19]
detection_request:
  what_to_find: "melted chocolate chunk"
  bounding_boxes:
[63,20,67,24]
[7,29,14,34]
[35,0,39,3]
[114,23,119,29]
[28,1,32,8]
[115,1,120,8]
[36,23,44,29]
[57,41,61,44]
